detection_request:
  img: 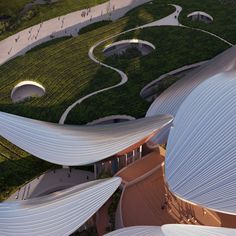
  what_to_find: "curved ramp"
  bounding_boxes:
[0,177,121,236]
[0,112,173,166]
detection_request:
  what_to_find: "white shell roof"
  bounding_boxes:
[165,71,236,215]
[105,225,236,236]
[11,80,45,97]
[0,112,173,166]
[0,177,121,236]
[187,11,213,21]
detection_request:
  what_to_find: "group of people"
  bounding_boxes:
[81,7,91,18]
[7,2,117,56]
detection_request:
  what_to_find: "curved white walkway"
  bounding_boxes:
[142,4,182,28]
[0,2,231,126]
[59,38,129,124]
[0,0,151,66]
[59,4,181,124]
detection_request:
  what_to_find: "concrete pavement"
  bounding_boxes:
[0,0,151,66]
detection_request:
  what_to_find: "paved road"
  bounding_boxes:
[0,0,150,66]
[7,168,94,201]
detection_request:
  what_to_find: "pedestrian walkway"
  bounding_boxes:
[7,168,94,201]
[59,4,181,124]
[0,0,150,66]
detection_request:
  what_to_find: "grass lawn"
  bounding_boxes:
[0,0,31,16]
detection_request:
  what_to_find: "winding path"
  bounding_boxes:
[59,38,129,124]
[0,2,232,124]
[59,4,232,124]
[184,26,233,46]
[59,4,182,124]
[0,0,151,66]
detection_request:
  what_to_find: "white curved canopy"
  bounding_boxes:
[165,71,236,215]
[105,225,236,236]
[162,225,236,236]
[11,80,46,103]
[187,11,213,21]
[11,81,45,96]
[103,39,156,53]
[105,226,163,236]
[146,46,236,117]
[0,112,173,166]
[0,177,121,236]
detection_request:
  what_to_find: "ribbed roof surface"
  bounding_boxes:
[105,225,236,236]
[162,225,236,236]
[187,11,213,21]
[105,226,163,236]
[0,177,121,236]
[166,71,236,215]
[103,39,156,53]
[0,112,173,166]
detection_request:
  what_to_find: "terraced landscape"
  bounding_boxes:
[0,0,236,201]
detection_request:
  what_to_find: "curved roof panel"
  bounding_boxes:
[162,224,236,236]
[0,112,173,166]
[103,39,156,53]
[11,81,45,96]
[105,225,236,236]
[187,11,214,21]
[0,177,121,236]
[105,226,163,236]
[165,72,236,215]
[146,46,236,117]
